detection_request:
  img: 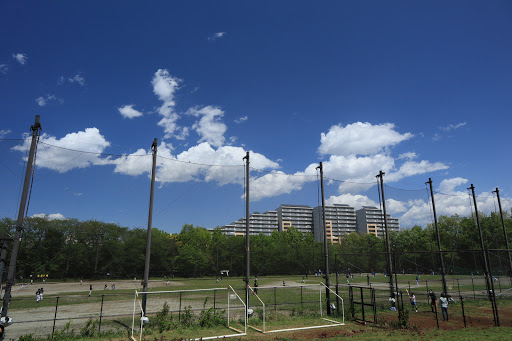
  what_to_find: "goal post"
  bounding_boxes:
[247,282,344,334]
[130,286,246,341]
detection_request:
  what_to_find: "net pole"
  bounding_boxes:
[426,178,448,294]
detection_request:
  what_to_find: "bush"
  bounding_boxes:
[198,298,226,328]
[80,318,99,337]
[155,302,177,332]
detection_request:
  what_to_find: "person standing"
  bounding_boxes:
[409,292,418,312]
[89,284,93,297]
[36,289,41,303]
[428,289,437,312]
[439,293,449,321]
[39,288,44,301]
[389,294,396,311]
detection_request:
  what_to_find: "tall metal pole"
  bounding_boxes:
[493,188,512,280]
[0,239,10,297]
[376,171,394,297]
[142,138,158,316]
[243,152,250,316]
[426,178,447,294]
[317,162,331,314]
[1,116,41,326]
[469,184,499,326]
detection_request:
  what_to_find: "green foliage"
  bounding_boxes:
[79,318,99,337]
[180,306,194,327]
[2,209,511,280]
[154,302,177,332]
[198,298,226,327]
[51,320,75,340]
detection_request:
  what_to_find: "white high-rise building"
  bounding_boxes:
[356,206,400,237]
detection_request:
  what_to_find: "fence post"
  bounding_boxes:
[179,292,182,322]
[457,279,461,297]
[360,287,366,324]
[460,296,467,328]
[471,276,476,299]
[301,286,303,309]
[214,290,216,311]
[99,294,104,333]
[434,299,439,329]
[274,287,277,313]
[51,297,60,339]
[336,284,339,315]
[426,280,429,304]
[372,288,377,323]
[498,277,502,294]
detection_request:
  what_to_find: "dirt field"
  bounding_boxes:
[3,279,511,340]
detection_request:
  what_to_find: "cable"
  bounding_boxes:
[0,138,31,141]
[38,141,149,157]
[154,181,201,218]
[159,153,244,168]
[384,184,425,192]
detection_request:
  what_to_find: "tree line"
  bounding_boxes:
[0,211,510,281]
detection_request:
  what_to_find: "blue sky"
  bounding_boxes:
[1,1,511,232]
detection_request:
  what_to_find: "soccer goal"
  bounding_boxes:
[130,286,246,341]
[247,282,344,334]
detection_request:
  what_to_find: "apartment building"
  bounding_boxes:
[276,204,314,234]
[312,204,357,243]
[356,206,400,238]
[220,204,399,239]
[220,210,279,236]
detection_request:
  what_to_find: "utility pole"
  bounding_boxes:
[316,162,331,314]
[376,171,394,297]
[469,184,499,326]
[426,178,447,294]
[493,187,512,282]
[142,138,157,316]
[243,152,250,316]
[1,115,41,336]
[0,238,10,297]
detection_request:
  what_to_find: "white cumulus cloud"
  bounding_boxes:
[68,74,85,86]
[319,122,413,156]
[0,64,7,74]
[235,116,248,124]
[118,105,144,119]
[208,32,226,41]
[152,69,186,139]
[36,95,63,107]
[13,53,27,65]
[188,106,227,148]
[31,213,66,220]
[440,122,466,132]
[13,128,111,172]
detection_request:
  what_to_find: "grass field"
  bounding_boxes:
[7,273,512,340]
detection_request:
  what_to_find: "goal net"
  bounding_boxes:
[247,282,344,333]
[130,286,246,341]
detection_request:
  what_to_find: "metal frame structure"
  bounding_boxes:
[349,285,377,324]
[247,283,344,334]
[130,286,246,341]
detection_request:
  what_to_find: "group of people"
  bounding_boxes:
[389,289,452,321]
[35,288,44,303]
[429,289,452,321]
